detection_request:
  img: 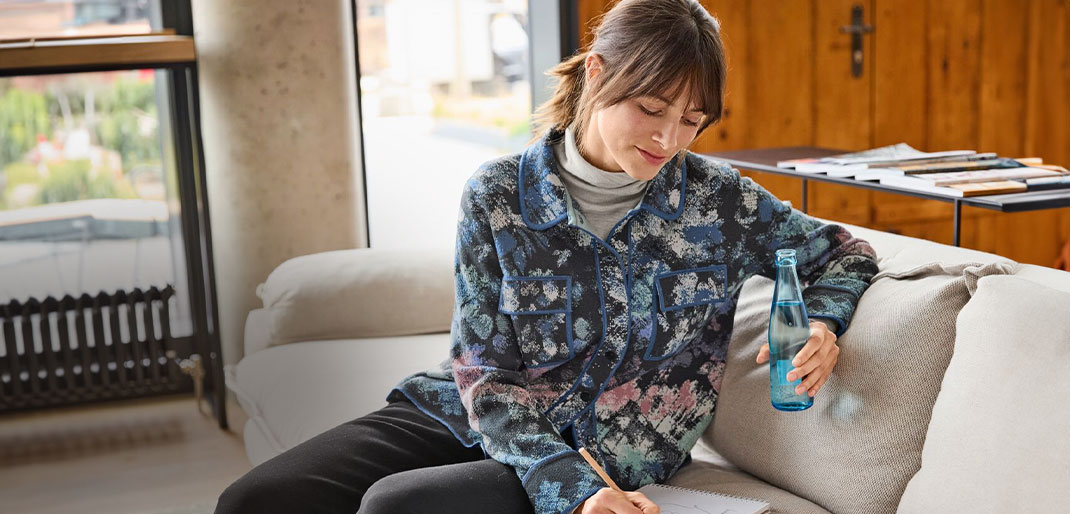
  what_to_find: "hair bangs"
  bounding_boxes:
[600,26,724,127]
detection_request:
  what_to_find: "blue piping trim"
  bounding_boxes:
[644,264,726,362]
[544,226,625,415]
[543,238,612,415]
[519,150,567,230]
[520,449,579,485]
[654,264,728,311]
[804,283,860,298]
[626,222,635,292]
[498,275,574,368]
[639,155,688,221]
[573,241,633,427]
[520,143,688,230]
[388,387,486,457]
[564,487,606,514]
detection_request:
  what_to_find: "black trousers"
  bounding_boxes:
[214,396,538,514]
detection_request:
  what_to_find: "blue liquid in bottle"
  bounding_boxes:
[768,249,814,411]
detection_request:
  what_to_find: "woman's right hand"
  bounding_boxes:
[575,487,660,514]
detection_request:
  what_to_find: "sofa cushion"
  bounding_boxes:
[254,247,454,348]
[670,441,833,514]
[896,275,1070,513]
[224,333,451,465]
[706,258,1016,514]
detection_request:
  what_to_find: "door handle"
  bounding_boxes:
[839,4,874,78]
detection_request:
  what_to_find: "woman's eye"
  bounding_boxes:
[639,105,660,116]
[683,119,700,127]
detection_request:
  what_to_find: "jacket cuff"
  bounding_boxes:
[521,450,607,514]
[803,285,859,338]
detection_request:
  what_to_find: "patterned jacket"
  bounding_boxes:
[388,126,879,514]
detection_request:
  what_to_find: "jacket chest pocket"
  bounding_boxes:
[644,265,727,361]
[499,275,573,368]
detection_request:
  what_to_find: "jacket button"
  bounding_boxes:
[579,391,592,402]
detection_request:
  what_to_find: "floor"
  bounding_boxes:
[0,393,252,514]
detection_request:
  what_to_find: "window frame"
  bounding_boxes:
[0,1,227,428]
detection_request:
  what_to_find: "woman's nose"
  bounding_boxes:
[652,120,679,151]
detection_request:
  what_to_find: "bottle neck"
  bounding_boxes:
[774,262,804,302]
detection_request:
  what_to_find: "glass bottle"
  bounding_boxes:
[768,248,814,411]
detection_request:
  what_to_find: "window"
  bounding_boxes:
[356,0,534,249]
[0,70,193,337]
[0,1,225,424]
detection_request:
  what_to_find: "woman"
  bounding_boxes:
[216,1,878,513]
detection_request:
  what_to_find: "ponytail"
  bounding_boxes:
[529,51,589,146]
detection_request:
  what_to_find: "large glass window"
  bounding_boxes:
[0,70,192,337]
[356,0,532,249]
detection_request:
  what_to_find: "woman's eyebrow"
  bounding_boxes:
[650,94,705,112]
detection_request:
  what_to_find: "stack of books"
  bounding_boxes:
[777,143,1070,197]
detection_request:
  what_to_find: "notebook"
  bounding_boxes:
[636,483,770,514]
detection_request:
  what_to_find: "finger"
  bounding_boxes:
[786,343,830,382]
[810,348,839,396]
[797,367,825,395]
[791,331,824,367]
[799,356,837,396]
[810,369,833,396]
[756,344,769,364]
[624,492,660,514]
[603,490,644,514]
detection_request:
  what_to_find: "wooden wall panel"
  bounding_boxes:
[993,0,1070,265]
[870,0,952,229]
[737,0,813,209]
[692,0,750,153]
[574,0,1070,268]
[968,0,1034,256]
[928,0,983,150]
[880,0,987,244]
[808,0,876,226]
[979,0,1030,158]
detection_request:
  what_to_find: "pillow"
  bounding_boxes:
[255,247,455,347]
[706,259,1016,514]
[896,274,1070,513]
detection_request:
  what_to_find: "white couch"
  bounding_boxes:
[224,221,1070,514]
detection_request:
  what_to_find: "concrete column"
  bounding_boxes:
[190,0,367,384]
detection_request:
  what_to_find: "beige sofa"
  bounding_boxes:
[224,220,1070,514]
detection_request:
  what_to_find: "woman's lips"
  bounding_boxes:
[637,146,667,165]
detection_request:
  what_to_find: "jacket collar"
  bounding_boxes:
[519,126,687,230]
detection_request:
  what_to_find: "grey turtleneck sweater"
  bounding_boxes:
[553,126,650,242]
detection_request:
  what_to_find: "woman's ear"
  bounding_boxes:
[584,53,605,83]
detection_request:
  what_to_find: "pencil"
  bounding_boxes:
[578,447,623,492]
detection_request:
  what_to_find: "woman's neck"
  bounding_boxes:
[575,120,624,173]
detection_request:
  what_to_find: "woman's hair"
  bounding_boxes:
[530,0,727,148]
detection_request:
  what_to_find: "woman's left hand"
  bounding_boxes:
[756,320,839,397]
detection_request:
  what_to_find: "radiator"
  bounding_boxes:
[0,285,190,412]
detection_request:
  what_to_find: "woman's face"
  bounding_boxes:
[580,54,705,181]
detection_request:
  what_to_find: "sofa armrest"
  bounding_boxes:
[244,308,273,356]
[254,246,455,348]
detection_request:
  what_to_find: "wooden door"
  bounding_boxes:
[576,0,1070,268]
